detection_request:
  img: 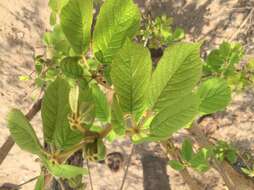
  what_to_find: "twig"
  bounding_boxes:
[0,98,42,165]
[17,176,39,188]
[86,159,94,190]
[119,145,135,190]
[59,179,66,190]
[229,8,254,41]
[161,140,204,190]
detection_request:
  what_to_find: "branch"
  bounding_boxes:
[0,98,42,165]
[188,121,254,190]
[161,140,204,190]
[119,144,135,190]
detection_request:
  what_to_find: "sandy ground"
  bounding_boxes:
[0,0,254,189]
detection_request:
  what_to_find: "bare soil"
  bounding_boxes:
[1,0,254,189]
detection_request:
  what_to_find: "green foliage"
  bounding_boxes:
[202,41,254,90]
[213,140,237,164]
[111,39,152,116]
[197,78,231,114]
[60,0,93,54]
[149,43,202,110]
[169,140,210,172]
[7,109,43,155]
[69,84,80,114]
[93,0,140,64]
[34,175,45,190]
[241,167,254,178]
[43,25,71,56]
[205,42,243,74]
[169,139,238,173]
[41,77,82,149]
[7,1,238,188]
[139,15,185,49]
[111,95,125,135]
[60,56,84,79]
[150,93,199,139]
[189,148,210,172]
[44,159,88,179]
[168,160,184,171]
[181,139,193,162]
[92,84,110,122]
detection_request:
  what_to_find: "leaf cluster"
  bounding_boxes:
[7,0,236,189]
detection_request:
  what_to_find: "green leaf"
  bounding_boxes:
[76,80,95,126]
[49,0,69,13]
[150,93,199,138]
[111,40,152,115]
[181,139,193,162]
[241,168,254,177]
[206,49,224,72]
[44,160,88,179]
[60,0,93,54]
[41,77,82,150]
[168,160,185,171]
[79,102,95,126]
[149,43,202,110]
[172,28,185,41]
[190,148,210,172]
[34,175,44,190]
[92,85,110,122]
[205,42,243,74]
[111,95,125,135]
[197,78,231,114]
[8,109,43,155]
[225,150,237,164]
[69,84,79,114]
[43,25,71,54]
[93,0,140,64]
[60,56,83,79]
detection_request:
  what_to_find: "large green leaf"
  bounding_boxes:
[44,160,87,179]
[111,95,125,135]
[93,0,140,64]
[41,77,82,150]
[111,40,152,115]
[197,78,231,114]
[8,109,43,155]
[149,43,202,110]
[60,0,93,54]
[150,94,199,138]
[92,85,110,122]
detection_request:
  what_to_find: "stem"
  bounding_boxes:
[59,179,66,190]
[119,145,135,190]
[86,159,94,190]
[99,124,112,138]
[17,176,39,188]
[58,137,96,162]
